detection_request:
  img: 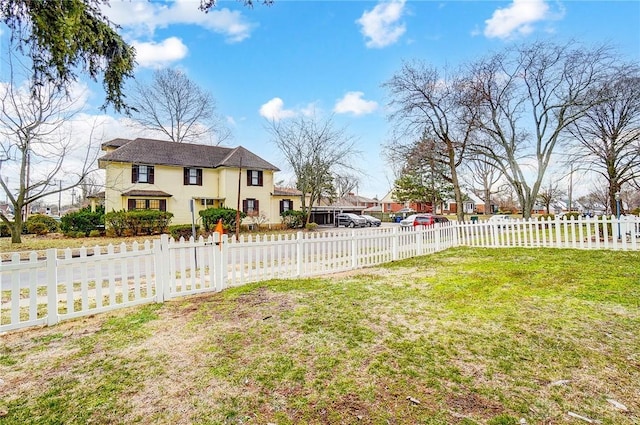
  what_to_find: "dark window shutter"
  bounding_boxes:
[246,170,251,186]
[160,200,166,211]
[242,199,248,213]
[132,165,139,183]
[183,168,189,185]
[148,166,155,184]
[290,200,293,210]
[258,171,263,186]
[197,169,203,186]
[279,200,284,214]
[255,199,259,213]
[128,199,136,210]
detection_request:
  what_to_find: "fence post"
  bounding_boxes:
[46,249,58,326]
[351,230,358,270]
[216,233,226,290]
[153,236,163,302]
[296,231,303,277]
[392,226,399,261]
[155,234,171,301]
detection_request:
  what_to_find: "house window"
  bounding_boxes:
[247,170,263,186]
[184,168,203,186]
[242,198,259,214]
[279,199,293,214]
[132,165,154,184]
[128,199,166,211]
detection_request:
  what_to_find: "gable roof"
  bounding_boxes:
[99,138,279,171]
[273,187,303,196]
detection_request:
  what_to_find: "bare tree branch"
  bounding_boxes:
[128,68,231,145]
[267,114,360,225]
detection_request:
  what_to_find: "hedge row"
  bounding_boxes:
[105,210,173,236]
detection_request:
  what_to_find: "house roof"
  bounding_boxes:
[87,191,105,199]
[101,138,132,150]
[122,190,173,197]
[99,138,280,171]
[273,187,303,196]
[340,193,379,205]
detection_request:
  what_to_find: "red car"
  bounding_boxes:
[400,214,449,228]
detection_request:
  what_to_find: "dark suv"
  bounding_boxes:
[336,213,367,228]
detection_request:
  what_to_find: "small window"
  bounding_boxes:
[242,198,259,214]
[247,170,263,187]
[279,199,293,214]
[184,168,203,186]
[132,165,155,184]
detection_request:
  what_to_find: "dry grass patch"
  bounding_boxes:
[0,247,638,424]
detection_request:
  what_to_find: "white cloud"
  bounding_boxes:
[357,0,407,48]
[333,92,378,116]
[132,37,188,69]
[484,0,549,39]
[102,0,255,43]
[259,98,297,121]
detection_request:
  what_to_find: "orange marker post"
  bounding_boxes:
[215,219,224,250]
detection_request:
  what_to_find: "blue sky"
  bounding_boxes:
[4,0,640,201]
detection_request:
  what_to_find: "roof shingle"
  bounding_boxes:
[99,138,280,171]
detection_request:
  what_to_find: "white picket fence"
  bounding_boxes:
[1,215,639,333]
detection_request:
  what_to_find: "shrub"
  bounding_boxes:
[169,224,199,240]
[105,210,128,236]
[89,230,102,238]
[25,214,59,234]
[199,207,245,232]
[105,210,173,236]
[60,208,103,236]
[538,213,555,220]
[305,222,318,231]
[281,210,305,228]
[563,212,580,220]
[0,222,10,237]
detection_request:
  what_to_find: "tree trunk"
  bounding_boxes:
[10,216,23,244]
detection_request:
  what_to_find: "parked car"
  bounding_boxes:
[399,214,449,228]
[487,215,512,228]
[336,213,367,228]
[360,214,382,227]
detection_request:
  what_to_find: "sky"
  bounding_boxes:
[2,0,640,204]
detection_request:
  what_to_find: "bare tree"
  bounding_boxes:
[568,64,640,214]
[128,68,230,144]
[579,181,611,214]
[467,41,615,218]
[462,154,502,215]
[333,173,360,199]
[267,114,359,225]
[0,55,99,243]
[537,179,566,214]
[384,62,475,221]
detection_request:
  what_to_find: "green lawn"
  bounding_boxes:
[1,247,638,424]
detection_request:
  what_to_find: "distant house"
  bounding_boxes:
[444,192,485,215]
[98,138,288,226]
[379,190,433,215]
[310,193,381,225]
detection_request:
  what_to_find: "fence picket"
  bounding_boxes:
[3,215,639,333]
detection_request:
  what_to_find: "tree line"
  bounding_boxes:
[383,41,640,221]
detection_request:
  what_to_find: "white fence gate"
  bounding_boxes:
[2,216,638,333]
